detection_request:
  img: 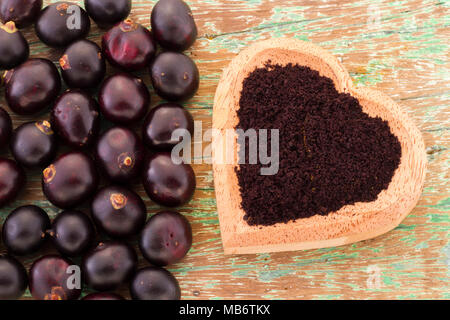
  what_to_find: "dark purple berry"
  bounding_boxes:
[150,52,199,101]
[102,19,156,71]
[42,152,98,209]
[4,58,61,115]
[59,40,106,89]
[139,211,192,266]
[82,241,137,291]
[142,152,196,207]
[2,205,50,256]
[99,73,150,125]
[151,0,197,51]
[50,210,95,257]
[0,0,42,28]
[35,2,90,48]
[30,255,81,300]
[0,22,29,70]
[84,0,131,28]
[143,103,194,151]
[0,255,28,300]
[51,90,100,149]
[130,267,180,300]
[92,185,146,239]
[0,107,12,147]
[10,120,57,168]
[0,158,25,208]
[95,127,144,183]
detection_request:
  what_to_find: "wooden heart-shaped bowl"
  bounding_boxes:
[212,39,427,255]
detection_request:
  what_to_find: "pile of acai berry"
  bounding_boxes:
[0,0,199,300]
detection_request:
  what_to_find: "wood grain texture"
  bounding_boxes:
[0,0,448,300]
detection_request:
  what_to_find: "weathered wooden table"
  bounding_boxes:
[1,0,448,300]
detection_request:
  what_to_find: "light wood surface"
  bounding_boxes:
[0,0,448,300]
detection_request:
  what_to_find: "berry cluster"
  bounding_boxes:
[0,0,198,300]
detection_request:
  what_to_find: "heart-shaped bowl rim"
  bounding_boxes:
[212,38,427,255]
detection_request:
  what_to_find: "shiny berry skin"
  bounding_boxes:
[29,255,81,300]
[85,0,131,28]
[50,210,95,257]
[82,241,137,291]
[142,152,196,207]
[10,121,57,168]
[35,2,90,48]
[95,127,144,183]
[4,58,61,115]
[51,90,100,149]
[150,52,199,101]
[82,292,124,300]
[130,267,180,300]
[59,40,106,89]
[0,158,25,208]
[143,103,194,151]
[0,22,29,70]
[0,255,28,300]
[0,107,12,148]
[139,211,192,266]
[0,0,42,28]
[92,185,146,239]
[2,205,50,256]
[151,0,197,52]
[102,19,156,72]
[99,73,150,125]
[42,152,98,209]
